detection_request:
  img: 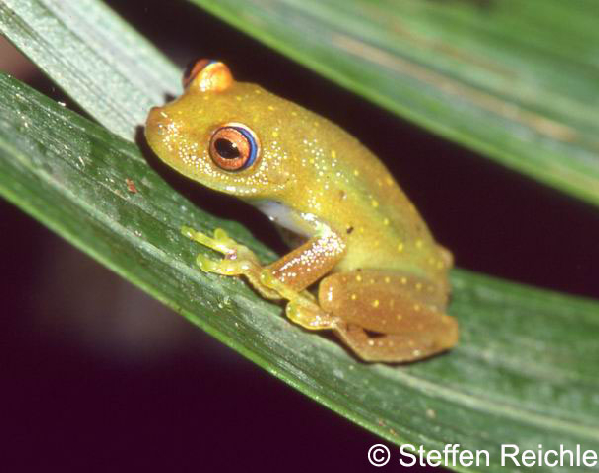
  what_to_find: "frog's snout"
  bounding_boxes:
[145,106,166,132]
[145,106,176,155]
[145,106,178,143]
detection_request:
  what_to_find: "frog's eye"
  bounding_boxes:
[183,59,233,92]
[209,124,259,172]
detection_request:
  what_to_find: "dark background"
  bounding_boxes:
[2,1,598,472]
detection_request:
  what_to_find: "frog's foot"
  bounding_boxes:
[334,321,456,363]
[259,269,336,330]
[182,226,279,299]
[182,226,261,267]
[285,296,337,331]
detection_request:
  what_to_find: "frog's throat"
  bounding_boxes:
[254,200,332,239]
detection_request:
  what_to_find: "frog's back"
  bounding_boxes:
[322,137,451,281]
[253,95,451,281]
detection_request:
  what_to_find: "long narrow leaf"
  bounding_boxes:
[0,0,180,140]
[1,73,598,472]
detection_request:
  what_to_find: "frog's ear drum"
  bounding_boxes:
[183,59,233,92]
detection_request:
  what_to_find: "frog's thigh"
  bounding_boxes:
[319,271,458,362]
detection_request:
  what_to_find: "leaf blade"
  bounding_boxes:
[0,0,180,140]
[1,73,598,472]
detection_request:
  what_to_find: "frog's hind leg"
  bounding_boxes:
[333,322,453,362]
[319,270,458,362]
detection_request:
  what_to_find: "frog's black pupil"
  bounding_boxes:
[214,138,240,159]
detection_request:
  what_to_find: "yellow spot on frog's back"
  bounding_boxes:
[372,299,380,308]
[272,131,279,137]
[351,293,357,300]
[400,276,407,284]
[331,149,336,159]
[267,105,275,111]
[254,89,262,94]
[235,96,242,101]
[415,239,424,249]
[397,242,404,253]
[356,274,362,282]
[415,282,423,291]
[384,276,391,283]
[385,176,394,186]
[353,169,360,177]
[291,110,297,116]
[371,200,379,208]
[383,218,390,226]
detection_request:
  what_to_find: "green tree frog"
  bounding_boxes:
[145,60,458,362]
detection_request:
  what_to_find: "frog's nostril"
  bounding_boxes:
[146,106,169,130]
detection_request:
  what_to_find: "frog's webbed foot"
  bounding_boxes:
[334,321,457,363]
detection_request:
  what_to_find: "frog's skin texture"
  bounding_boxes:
[145,60,458,362]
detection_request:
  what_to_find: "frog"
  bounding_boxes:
[145,59,458,362]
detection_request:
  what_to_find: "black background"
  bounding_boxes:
[2,1,598,472]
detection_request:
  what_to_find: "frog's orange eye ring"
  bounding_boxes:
[183,59,233,92]
[209,124,260,172]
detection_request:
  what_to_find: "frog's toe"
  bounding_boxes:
[196,254,221,273]
[196,253,252,276]
[182,225,240,255]
[286,298,336,331]
[334,321,456,363]
[212,228,238,247]
[181,225,198,240]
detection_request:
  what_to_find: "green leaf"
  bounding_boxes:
[2,72,599,473]
[188,0,599,208]
[0,0,180,140]
[1,1,599,470]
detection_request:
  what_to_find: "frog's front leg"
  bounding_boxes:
[183,226,346,330]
